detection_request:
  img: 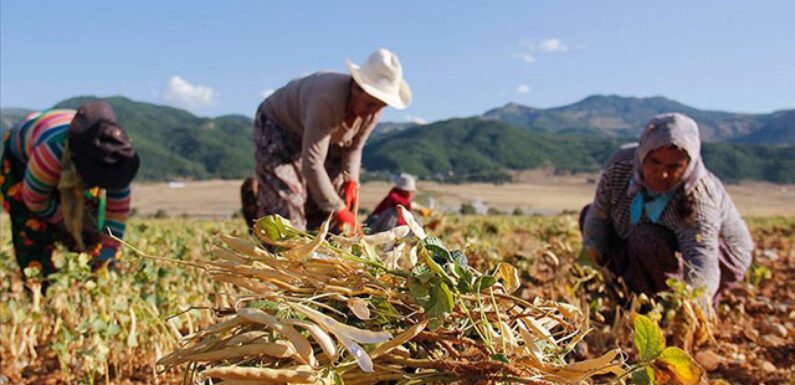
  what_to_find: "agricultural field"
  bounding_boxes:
[130,179,795,218]
[0,213,793,384]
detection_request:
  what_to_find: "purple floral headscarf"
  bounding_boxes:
[631,113,707,195]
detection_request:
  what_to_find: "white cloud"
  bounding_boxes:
[537,38,569,52]
[162,75,214,109]
[514,38,574,64]
[516,84,530,94]
[513,52,536,64]
[405,115,428,125]
[260,88,275,99]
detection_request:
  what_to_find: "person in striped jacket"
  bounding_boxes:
[1,101,139,282]
[580,113,753,307]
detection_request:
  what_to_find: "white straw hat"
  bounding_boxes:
[394,173,417,192]
[347,48,412,110]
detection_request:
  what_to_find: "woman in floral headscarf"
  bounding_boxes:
[580,113,753,305]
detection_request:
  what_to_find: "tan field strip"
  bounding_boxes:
[130,178,795,218]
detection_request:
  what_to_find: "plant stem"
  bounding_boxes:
[608,363,646,385]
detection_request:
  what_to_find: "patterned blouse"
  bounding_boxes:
[582,147,754,297]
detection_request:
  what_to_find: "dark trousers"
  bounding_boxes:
[579,204,741,304]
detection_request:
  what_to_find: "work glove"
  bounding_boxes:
[333,207,357,235]
[341,180,359,211]
[91,246,118,272]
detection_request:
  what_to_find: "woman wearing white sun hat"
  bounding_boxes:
[241,49,412,234]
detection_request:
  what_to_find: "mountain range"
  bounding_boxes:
[482,95,794,144]
[1,95,792,183]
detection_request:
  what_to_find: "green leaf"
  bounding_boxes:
[91,318,108,333]
[107,322,122,337]
[411,264,429,276]
[455,262,474,293]
[248,299,280,311]
[369,297,402,326]
[256,215,305,242]
[451,250,468,267]
[424,236,451,263]
[656,347,702,385]
[416,268,435,285]
[407,277,429,304]
[453,251,474,293]
[426,280,454,328]
[474,275,497,292]
[491,353,510,363]
[419,244,455,287]
[23,265,42,278]
[634,314,665,361]
[632,366,655,385]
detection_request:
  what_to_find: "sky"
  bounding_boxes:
[1,1,794,123]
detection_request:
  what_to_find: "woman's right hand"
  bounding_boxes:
[341,181,359,211]
[333,208,356,235]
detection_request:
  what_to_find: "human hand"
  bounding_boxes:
[341,181,359,211]
[91,246,118,271]
[332,207,356,235]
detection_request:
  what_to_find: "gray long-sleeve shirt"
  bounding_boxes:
[261,72,380,212]
[582,148,754,298]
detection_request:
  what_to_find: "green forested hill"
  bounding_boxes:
[1,96,792,183]
[52,96,255,180]
[364,118,619,182]
[364,117,795,183]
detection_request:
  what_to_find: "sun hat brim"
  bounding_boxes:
[347,61,411,110]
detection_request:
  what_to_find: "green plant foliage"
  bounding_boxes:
[634,314,666,361]
[658,347,701,385]
[632,366,656,385]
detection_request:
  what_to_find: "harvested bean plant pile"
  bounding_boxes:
[158,208,624,384]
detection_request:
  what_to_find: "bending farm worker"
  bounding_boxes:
[579,113,753,307]
[1,101,140,284]
[241,49,412,234]
[364,173,417,233]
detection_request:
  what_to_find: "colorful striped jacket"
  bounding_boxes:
[9,109,131,249]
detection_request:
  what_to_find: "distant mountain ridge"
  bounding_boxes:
[0,108,34,132]
[372,121,417,136]
[483,95,794,144]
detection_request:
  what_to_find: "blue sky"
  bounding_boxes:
[1,1,793,123]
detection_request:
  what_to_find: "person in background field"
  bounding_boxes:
[365,173,417,233]
[240,48,412,234]
[579,113,753,307]
[0,101,139,286]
